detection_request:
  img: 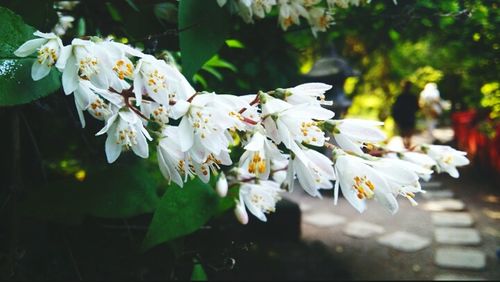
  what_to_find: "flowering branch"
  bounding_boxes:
[14,31,470,225]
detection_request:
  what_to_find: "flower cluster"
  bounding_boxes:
[15,32,469,224]
[217,0,366,35]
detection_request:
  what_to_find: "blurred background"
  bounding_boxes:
[0,0,499,280]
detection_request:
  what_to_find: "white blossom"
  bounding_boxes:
[425,145,470,178]
[14,31,63,81]
[238,180,282,222]
[328,119,386,155]
[334,154,399,214]
[96,109,152,163]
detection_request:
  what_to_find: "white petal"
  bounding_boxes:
[245,131,265,151]
[334,134,363,155]
[131,131,149,158]
[62,56,79,94]
[178,117,194,152]
[105,134,122,163]
[133,77,143,106]
[55,45,72,70]
[14,38,46,57]
[31,62,51,81]
[170,100,190,119]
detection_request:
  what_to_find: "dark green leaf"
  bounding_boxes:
[0,6,61,106]
[18,162,162,225]
[0,0,58,31]
[191,263,208,281]
[179,0,232,80]
[141,177,219,251]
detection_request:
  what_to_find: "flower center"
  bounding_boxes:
[442,155,454,165]
[352,175,376,199]
[248,152,266,174]
[79,56,99,79]
[191,110,215,139]
[300,121,323,144]
[282,16,294,29]
[116,126,137,149]
[88,97,110,119]
[250,192,277,213]
[113,59,133,80]
[37,45,58,67]
[146,69,167,94]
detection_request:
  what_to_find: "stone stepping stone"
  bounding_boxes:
[343,221,385,239]
[435,227,481,245]
[434,274,485,281]
[303,212,346,228]
[422,190,455,200]
[377,231,431,252]
[432,212,474,227]
[422,199,466,212]
[299,203,312,212]
[435,248,486,270]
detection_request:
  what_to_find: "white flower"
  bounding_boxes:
[282,83,333,105]
[238,180,282,222]
[389,151,436,181]
[239,130,287,179]
[369,158,429,206]
[157,126,187,187]
[140,102,170,125]
[56,38,115,94]
[308,7,333,36]
[133,55,195,106]
[96,109,152,163]
[14,31,63,81]
[177,93,241,158]
[191,151,232,183]
[287,147,335,197]
[334,154,399,214]
[72,80,121,128]
[328,119,386,155]
[425,145,469,178]
[278,0,308,30]
[216,172,229,197]
[261,93,334,150]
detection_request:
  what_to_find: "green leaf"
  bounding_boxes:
[0,7,61,106]
[179,0,232,80]
[18,162,162,225]
[141,177,219,251]
[191,263,208,281]
[225,39,245,48]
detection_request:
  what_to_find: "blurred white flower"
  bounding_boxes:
[425,145,470,178]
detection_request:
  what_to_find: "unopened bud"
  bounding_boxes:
[234,200,249,225]
[216,172,228,197]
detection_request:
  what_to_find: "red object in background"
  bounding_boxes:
[452,110,476,151]
[452,110,500,174]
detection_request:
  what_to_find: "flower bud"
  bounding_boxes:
[234,201,249,225]
[216,172,228,197]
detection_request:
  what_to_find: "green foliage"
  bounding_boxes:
[0,6,60,106]
[408,66,444,89]
[141,177,220,251]
[18,162,162,225]
[179,0,232,80]
[191,262,208,281]
[481,82,500,119]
